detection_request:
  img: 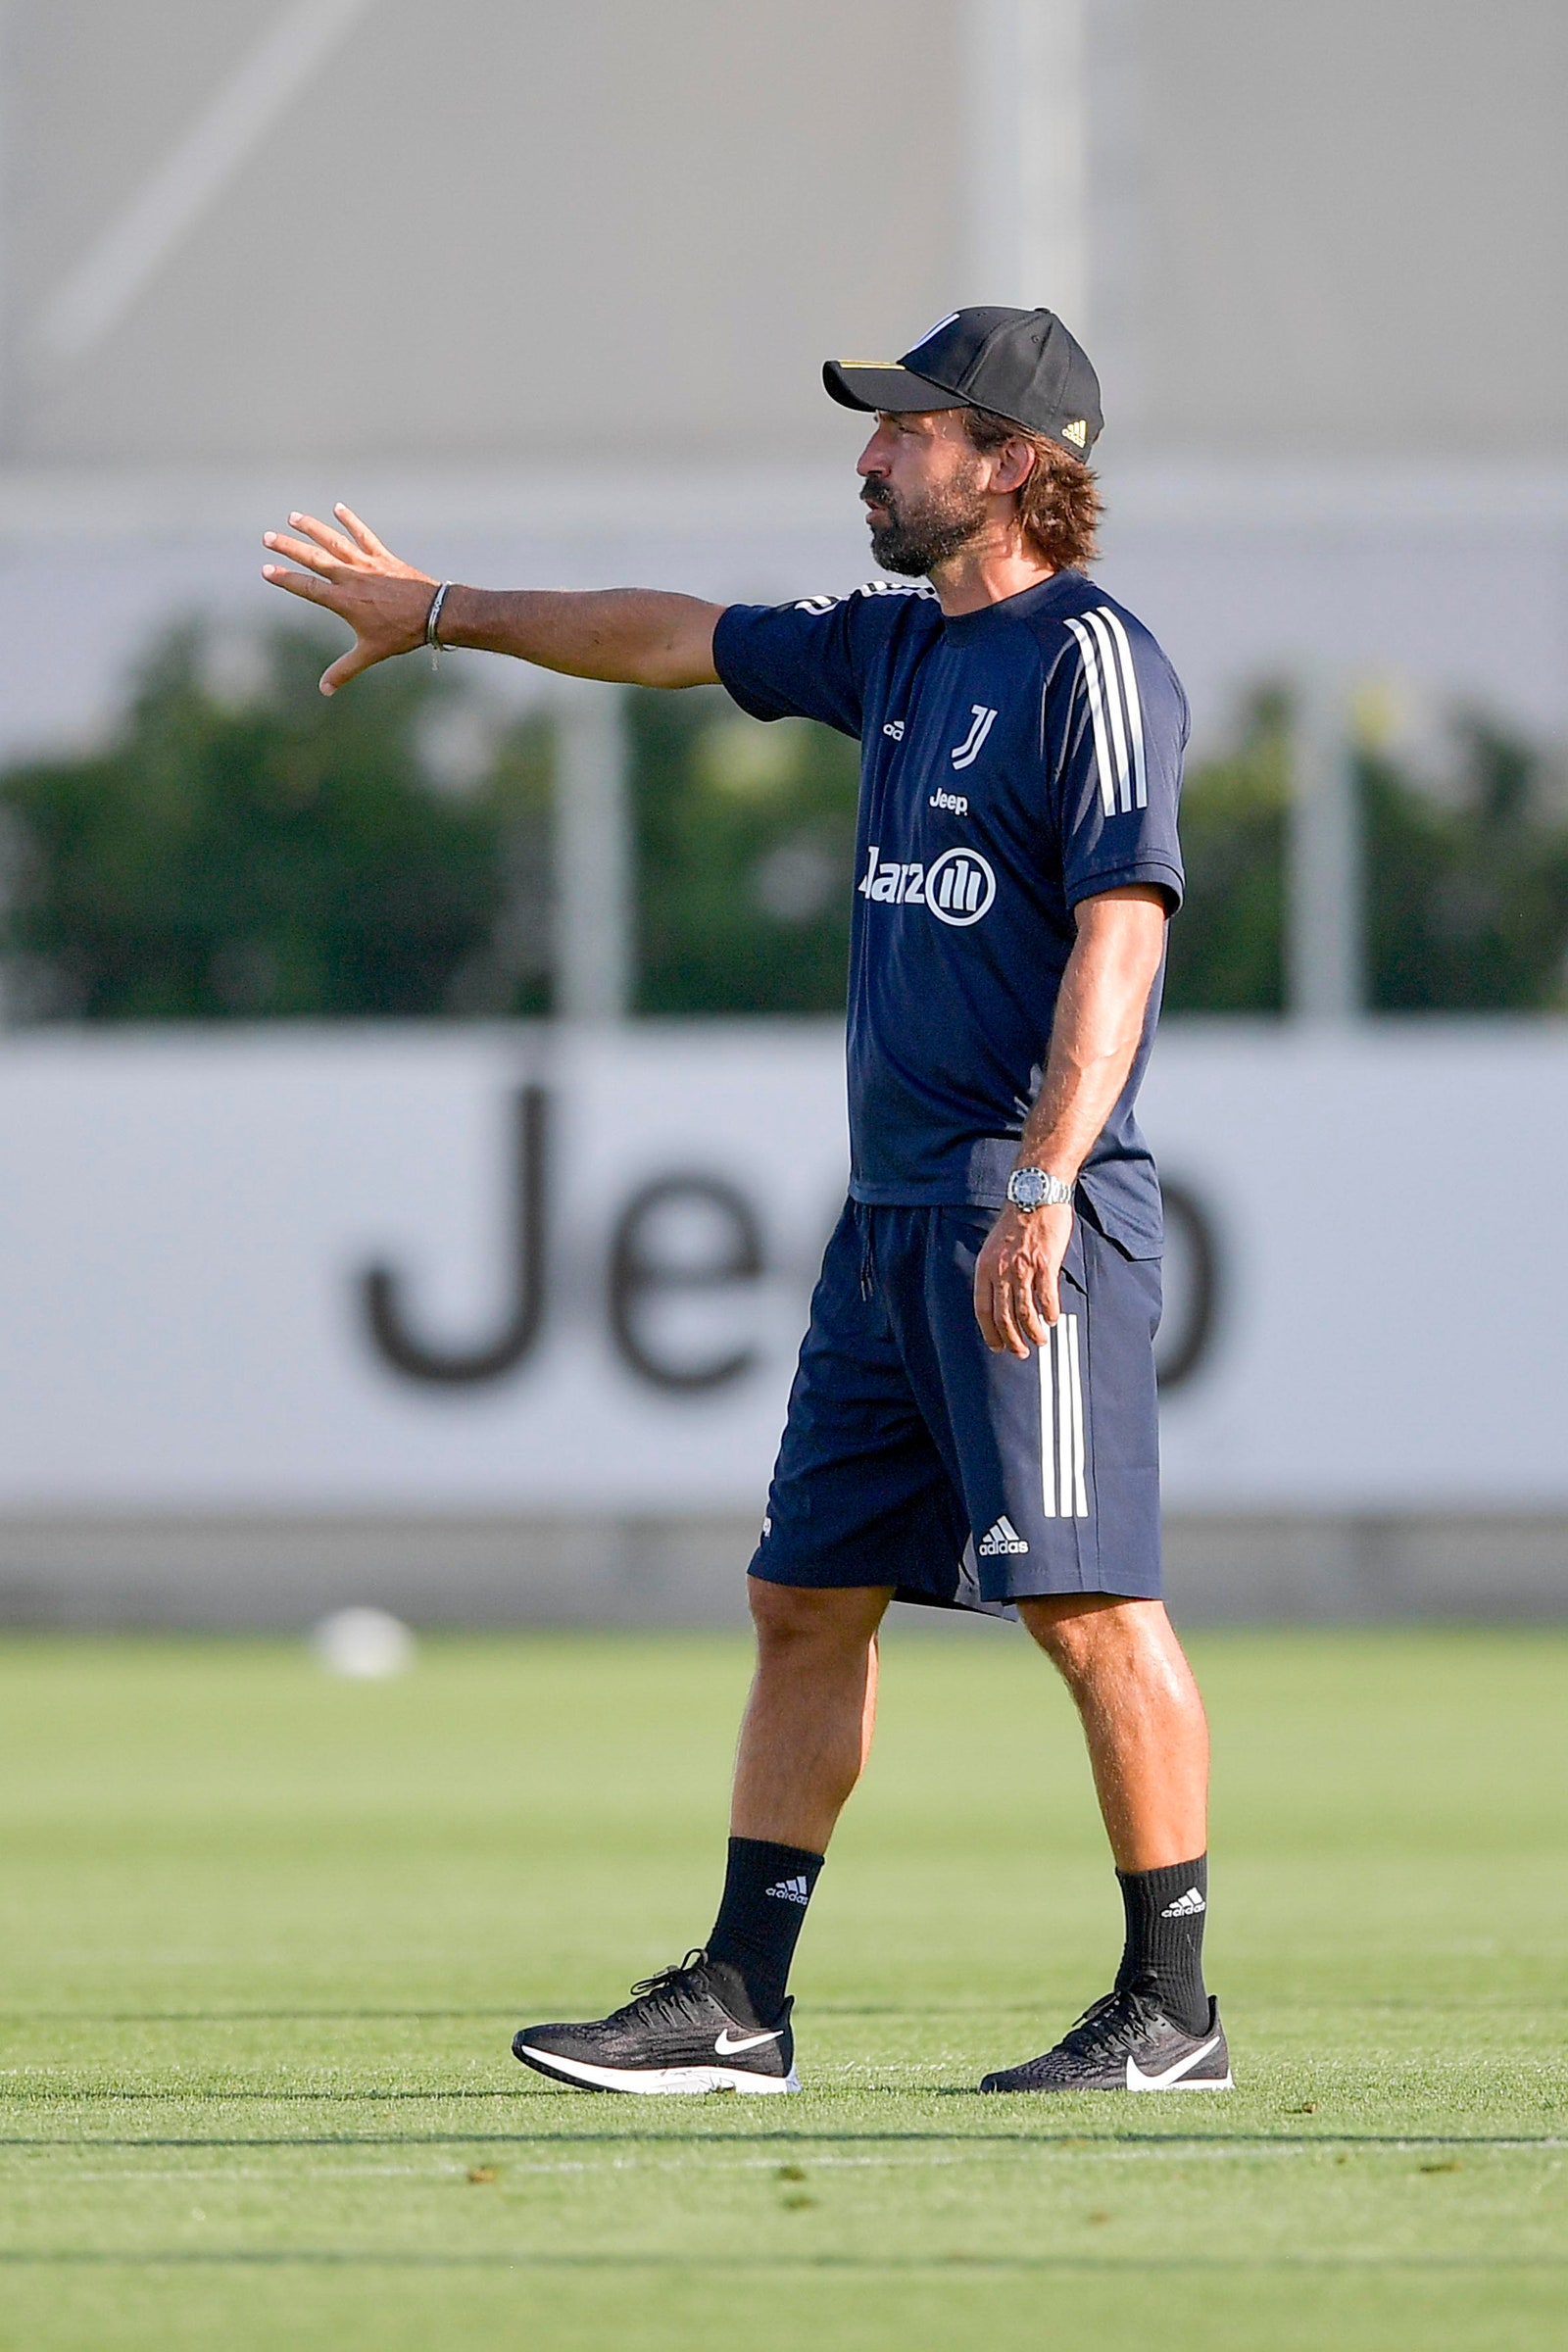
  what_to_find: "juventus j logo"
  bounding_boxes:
[951,705,998,770]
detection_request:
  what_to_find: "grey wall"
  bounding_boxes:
[1136,1,1568,458]
[7,1,1563,468]
[5,0,959,466]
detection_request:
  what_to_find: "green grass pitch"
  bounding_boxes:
[1,1623,1564,2351]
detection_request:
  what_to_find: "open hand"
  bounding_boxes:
[262,505,436,696]
[974,1202,1073,1357]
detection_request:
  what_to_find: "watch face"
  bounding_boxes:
[1010,1169,1048,1210]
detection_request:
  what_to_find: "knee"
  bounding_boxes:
[748,1578,883,1665]
[1020,1594,1139,1690]
[1022,1595,1186,1701]
[1025,1612,1097,1691]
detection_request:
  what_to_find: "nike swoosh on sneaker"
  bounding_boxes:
[713,2027,784,2056]
[1125,2034,1225,2090]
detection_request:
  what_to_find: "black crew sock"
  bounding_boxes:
[705,1836,823,2023]
[1113,1855,1210,2035]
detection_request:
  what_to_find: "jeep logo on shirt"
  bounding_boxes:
[858,845,997,927]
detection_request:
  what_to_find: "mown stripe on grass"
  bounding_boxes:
[1,2250,1566,2273]
[2,2131,1563,2151]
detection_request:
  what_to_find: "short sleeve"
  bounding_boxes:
[1053,606,1188,912]
[712,596,866,739]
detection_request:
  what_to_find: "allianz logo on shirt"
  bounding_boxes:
[858,843,997,926]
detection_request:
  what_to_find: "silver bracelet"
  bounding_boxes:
[424,580,453,667]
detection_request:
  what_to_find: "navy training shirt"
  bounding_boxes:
[711,569,1189,1255]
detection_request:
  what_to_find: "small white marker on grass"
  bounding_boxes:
[310,1607,416,1680]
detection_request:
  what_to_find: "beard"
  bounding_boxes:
[861,465,990,576]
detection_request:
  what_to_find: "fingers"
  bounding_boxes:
[991,1276,1033,1358]
[974,1218,1066,1357]
[262,563,331,604]
[973,1264,1003,1352]
[281,510,363,564]
[262,531,342,579]
[1014,1276,1052,1351]
[976,1257,1031,1358]
[318,648,364,697]
[318,635,389,696]
[334,503,394,561]
[1025,1250,1060,1338]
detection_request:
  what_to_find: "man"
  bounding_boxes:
[263,304,1229,2098]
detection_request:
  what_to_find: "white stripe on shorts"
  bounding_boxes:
[1038,1324,1056,1518]
[1038,1314,1089,1521]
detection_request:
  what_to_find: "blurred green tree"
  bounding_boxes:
[1162,692,1291,1013]
[630,685,860,1014]
[1163,696,1568,1015]
[5,625,1566,1025]
[0,623,552,1020]
[1364,720,1568,1010]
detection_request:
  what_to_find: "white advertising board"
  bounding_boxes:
[0,1020,1564,1515]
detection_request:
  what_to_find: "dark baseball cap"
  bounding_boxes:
[823,306,1102,457]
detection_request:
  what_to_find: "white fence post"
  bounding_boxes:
[964,0,1090,327]
[1288,681,1364,1023]
[554,683,632,1021]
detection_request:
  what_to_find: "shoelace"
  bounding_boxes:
[1056,1989,1156,2061]
[630,1948,709,1999]
[619,1949,711,2024]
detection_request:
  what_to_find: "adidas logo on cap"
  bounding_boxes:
[1161,1886,1206,1918]
[764,1876,811,1906]
[978,1515,1030,1557]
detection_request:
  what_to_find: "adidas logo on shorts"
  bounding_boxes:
[978,1515,1030,1556]
[1161,1887,1206,1918]
[764,1876,812,1906]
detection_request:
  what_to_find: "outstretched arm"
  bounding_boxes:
[974,885,1170,1357]
[262,505,724,697]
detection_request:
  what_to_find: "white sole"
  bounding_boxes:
[517,2042,801,2095]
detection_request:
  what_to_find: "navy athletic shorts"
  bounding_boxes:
[750,1199,1163,1614]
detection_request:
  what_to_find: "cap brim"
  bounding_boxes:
[822,360,971,415]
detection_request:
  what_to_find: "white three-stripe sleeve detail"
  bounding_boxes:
[1098,607,1149,809]
[1084,609,1133,813]
[1063,615,1116,817]
[1039,1329,1057,1519]
[1064,1314,1089,1518]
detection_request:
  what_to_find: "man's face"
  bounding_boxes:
[857,409,991,576]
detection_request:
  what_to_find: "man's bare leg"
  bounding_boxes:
[675,1582,894,2029]
[729,1581,893,1852]
[1017,1593,1208,1869]
[976,1590,1226,2085]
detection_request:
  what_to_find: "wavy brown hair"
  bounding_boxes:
[960,407,1102,571]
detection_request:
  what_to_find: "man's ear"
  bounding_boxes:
[991,437,1036,496]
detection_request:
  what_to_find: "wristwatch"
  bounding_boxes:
[1005,1165,1074,1211]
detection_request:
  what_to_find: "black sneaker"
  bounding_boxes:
[980,1988,1233,2093]
[513,1951,800,2096]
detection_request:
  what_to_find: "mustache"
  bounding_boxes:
[860,476,894,509]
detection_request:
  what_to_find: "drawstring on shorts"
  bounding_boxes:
[855,1203,875,1300]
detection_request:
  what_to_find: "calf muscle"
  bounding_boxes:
[729,1583,891,1853]
[1019,1594,1208,1872]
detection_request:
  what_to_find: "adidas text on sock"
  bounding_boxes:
[1113,1854,1210,2036]
[706,1837,823,2022]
